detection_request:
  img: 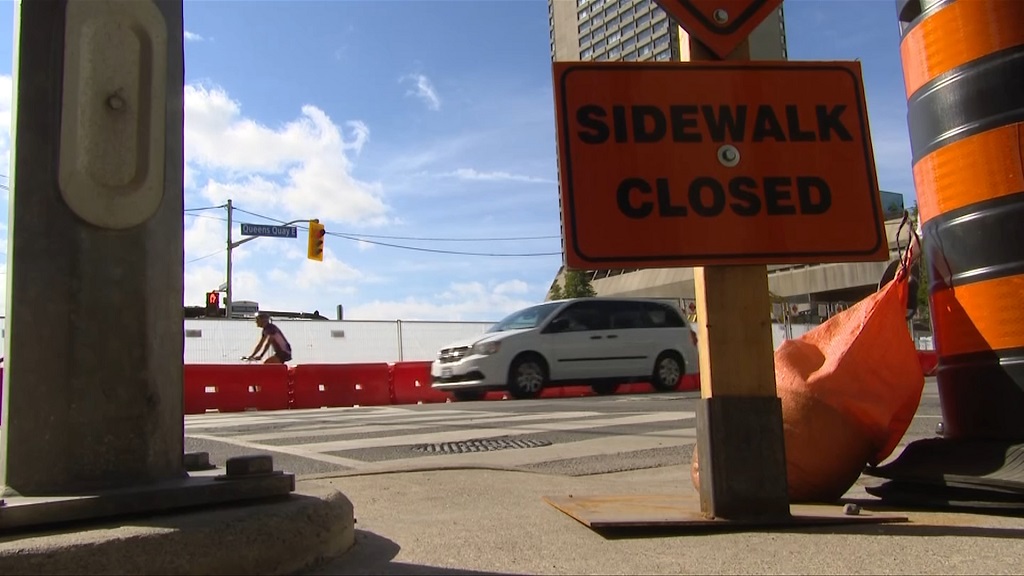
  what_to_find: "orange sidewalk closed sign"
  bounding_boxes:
[553,61,888,270]
[655,0,783,60]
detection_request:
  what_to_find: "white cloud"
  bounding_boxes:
[180,81,397,308]
[346,280,537,321]
[383,132,486,175]
[440,168,554,184]
[0,72,553,320]
[0,74,12,186]
[0,262,8,316]
[184,213,227,263]
[401,73,441,111]
[493,279,529,296]
[184,30,204,42]
[184,263,225,303]
[184,83,389,226]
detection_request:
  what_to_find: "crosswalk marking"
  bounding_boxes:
[186,405,697,474]
[187,432,369,468]
[296,412,693,453]
[227,411,606,442]
[184,406,452,430]
[356,428,698,474]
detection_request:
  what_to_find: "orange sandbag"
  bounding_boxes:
[692,258,925,503]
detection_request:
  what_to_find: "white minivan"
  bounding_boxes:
[430,297,700,401]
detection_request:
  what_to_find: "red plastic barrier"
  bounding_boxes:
[184,364,290,414]
[291,363,391,409]
[625,382,655,394]
[917,350,939,377]
[542,385,594,399]
[391,361,451,405]
[484,377,696,401]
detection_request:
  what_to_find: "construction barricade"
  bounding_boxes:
[183,364,290,414]
[679,373,700,391]
[291,363,391,409]
[178,362,705,413]
[917,350,939,377]
[481,377,697,401]
[390,361,452,405]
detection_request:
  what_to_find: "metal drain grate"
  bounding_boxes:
[411,438,552,454]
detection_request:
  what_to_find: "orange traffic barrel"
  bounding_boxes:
[898,0,1024,440]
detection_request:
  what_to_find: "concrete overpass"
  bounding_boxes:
[549,217,915,310]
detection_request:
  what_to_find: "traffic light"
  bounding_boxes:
[205,291,221,317]
[307,219,325,262]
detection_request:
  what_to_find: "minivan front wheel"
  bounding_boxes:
[507,354,547,399]
[651,351,684,392]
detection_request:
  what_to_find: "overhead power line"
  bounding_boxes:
[187,249,223,264]
[184,204,227,213]
[329,231,559,242]
[226,206,562,257]
[185,212,228,223]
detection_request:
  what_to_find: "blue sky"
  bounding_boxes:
[0,0,916,321]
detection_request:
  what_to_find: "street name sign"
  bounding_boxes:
[240,223,298,238]
[654,0,784,59]
[552,60,888,269]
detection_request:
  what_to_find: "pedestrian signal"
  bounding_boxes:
[205,291,221,317]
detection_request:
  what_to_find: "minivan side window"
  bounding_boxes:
[605,300,649,330]
[546,301,610,332]
[641,302,686,328]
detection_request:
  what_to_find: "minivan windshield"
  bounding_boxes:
[487,302,563,333]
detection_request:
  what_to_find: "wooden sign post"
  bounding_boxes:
[689,20,791,522]
[548,0,889,524]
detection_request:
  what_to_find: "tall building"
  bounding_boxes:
[545,0,912,314]
[548,0,788,64]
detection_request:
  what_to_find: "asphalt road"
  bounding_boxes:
[186,378,943,479]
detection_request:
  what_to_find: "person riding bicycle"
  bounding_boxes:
[246,313,293,364]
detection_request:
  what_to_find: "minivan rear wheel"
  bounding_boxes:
[507,354,547,399]
[651,351,683,392]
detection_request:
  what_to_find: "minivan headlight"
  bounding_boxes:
[472,341,501,356]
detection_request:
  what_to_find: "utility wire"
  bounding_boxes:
[330,232,561,257]
[187,249,224,264]
[323,230,559,242]
[184,204,227,213]
[228,206,562,255]
[185,212,229,223]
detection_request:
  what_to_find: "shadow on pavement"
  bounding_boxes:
[594,521,1024,541]
[782,523,1024,539]
[309,530,522,576]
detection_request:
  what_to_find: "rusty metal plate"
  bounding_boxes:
[543,494,908,531]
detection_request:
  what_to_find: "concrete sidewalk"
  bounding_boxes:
[302,465,1024,575]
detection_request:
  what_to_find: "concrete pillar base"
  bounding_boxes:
[0,485,355,575]
[0,463,296,532]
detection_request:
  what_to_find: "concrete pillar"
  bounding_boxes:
[1,0,185,496]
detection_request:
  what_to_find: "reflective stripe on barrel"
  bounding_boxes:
[899,0,1024,440]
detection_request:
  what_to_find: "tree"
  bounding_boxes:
[561,269,597,298]
[548,281,564,300]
